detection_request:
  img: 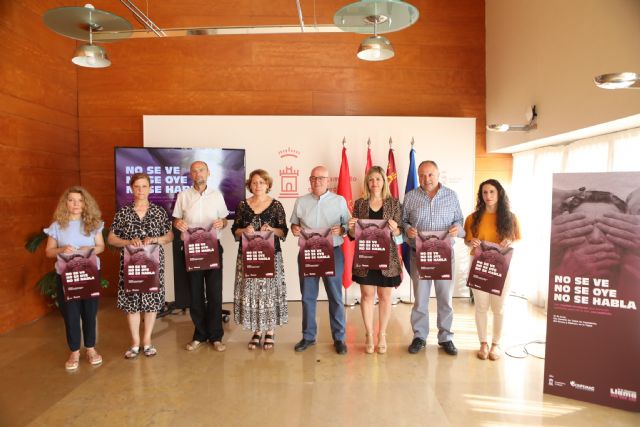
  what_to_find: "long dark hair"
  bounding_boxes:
[471,179,515,240]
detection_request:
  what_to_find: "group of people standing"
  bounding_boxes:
[45,158,520,370]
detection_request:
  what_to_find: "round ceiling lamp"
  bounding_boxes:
[334,0,419,34]
[43,3,133,42]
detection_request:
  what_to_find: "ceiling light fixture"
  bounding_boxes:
[334,0,420,34]
[487,105,538,132]
[356,15,394,61]
[72,40,111,68]
[66,5,117,68]
[335,0,418,62]
[44,1,420,67]
[44,4,133,41]
[357,35,394,61]
[594,72,640,89]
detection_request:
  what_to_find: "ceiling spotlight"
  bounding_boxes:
[487,105,538,132]
[594,72,640,89]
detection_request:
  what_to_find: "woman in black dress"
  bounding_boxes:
[108,173,173,359]
[232,169,288,350]
[348,166,403,354]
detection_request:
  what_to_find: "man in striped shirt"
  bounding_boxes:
[402,160,464,356]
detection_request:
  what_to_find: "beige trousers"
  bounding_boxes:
[472,278,511,344]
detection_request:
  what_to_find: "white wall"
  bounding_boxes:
[144,115,476,302]
[486,0,640,153]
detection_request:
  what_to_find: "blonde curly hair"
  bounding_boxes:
[53,186,102,235]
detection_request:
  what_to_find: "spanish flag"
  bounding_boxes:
[337,145,355,288]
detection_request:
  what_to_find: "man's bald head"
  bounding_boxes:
[309,165,330,197]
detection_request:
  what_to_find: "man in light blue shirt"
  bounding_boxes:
[290,165,351,354]
[402,160,464,356]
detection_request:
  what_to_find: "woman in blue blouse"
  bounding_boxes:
[44,186,105,371]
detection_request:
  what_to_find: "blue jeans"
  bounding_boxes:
[409,252,455,343]
[299,247,346,342]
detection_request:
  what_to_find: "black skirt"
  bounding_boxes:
[353,269,401,287]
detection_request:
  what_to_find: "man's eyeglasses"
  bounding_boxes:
[309,176,328,182]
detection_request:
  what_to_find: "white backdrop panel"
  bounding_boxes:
[143,115,476,303]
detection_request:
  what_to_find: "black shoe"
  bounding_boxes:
[408,337,426,354]
[439,340,458,356]
[334,341,348,355]
[294,338,316,352]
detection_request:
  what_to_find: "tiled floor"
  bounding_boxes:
[0,296,638,426]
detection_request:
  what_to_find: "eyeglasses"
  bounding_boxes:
[309,176,328,182]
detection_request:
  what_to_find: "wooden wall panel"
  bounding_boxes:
[0,0,79,333]
[76,0,509,255]
[3,0,512,332]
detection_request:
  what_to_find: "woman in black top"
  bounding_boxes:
[232,169,289,350]
[348,166,403,354]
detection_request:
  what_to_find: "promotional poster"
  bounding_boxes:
[544,172,640,412]
[415,230,452,280]
[354,219,390,269]
[124,244,160,293]
[58,249,100,301]
[242,231,276,278]
[114,147,245,218]
[183,225,220,271]
[466,241,514,296]
[299,228,335,277]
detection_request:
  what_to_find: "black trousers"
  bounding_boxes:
[56,275,99,351]
[188,244,224,342]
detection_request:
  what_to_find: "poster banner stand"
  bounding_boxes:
[544,172,640,412]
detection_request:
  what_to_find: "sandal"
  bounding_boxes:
[185,340,203,351]
[477,342,489,360]
[65,351,80,371]
[248,333,262,350]
[377,332,387,355]
[488,344,501,361]
[124,346,140,359]
[263,333,275,350]
[365,333,374,354]
[86,348,103,366]
[212,341,226,352]
[143,345,157,357]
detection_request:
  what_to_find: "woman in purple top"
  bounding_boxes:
[44,186,105,371]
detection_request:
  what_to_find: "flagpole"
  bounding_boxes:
[401,137,416,304]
